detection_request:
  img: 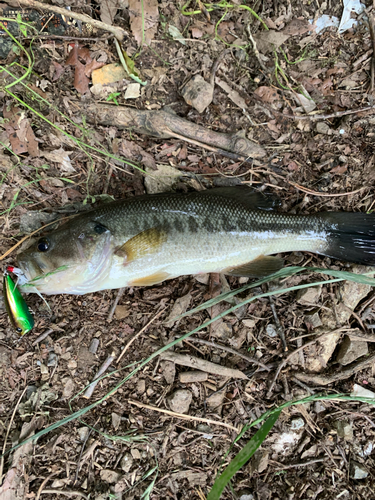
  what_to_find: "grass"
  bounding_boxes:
[2,265,375,496]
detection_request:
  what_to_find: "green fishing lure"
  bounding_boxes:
[3,271,34,335]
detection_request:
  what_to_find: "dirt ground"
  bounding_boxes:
[1,0,375,498]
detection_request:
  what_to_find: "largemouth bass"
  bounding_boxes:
[17,187,375,295]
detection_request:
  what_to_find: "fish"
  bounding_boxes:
[16,187,375,296]
[3,270,34,335]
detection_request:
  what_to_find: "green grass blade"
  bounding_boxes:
[207,409,282,500]
[170,266,375,323]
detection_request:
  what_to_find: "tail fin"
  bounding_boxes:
[320,212,375,265]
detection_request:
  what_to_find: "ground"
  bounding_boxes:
[0,0,375,499]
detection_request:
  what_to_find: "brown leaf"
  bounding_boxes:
[282,18,311,36]
[129,0,159,46]
[3,105,39,156]
[100,0,120,25]
[253,86,280,104]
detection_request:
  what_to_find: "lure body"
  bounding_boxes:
[3,272,34,335]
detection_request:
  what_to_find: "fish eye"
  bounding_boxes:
[16,327,23,333]
[94,223,108,234]
[37,238,50,252]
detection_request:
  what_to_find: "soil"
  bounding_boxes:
[1,0,375,499]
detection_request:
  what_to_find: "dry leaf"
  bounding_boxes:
[100,0,120,25]
[42,147,75,173]
[129,0,159,46]
[3,105,39,157]
[253,30,290,53]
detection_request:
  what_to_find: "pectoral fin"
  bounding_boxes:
[225,255,283,277]
[129,271,171,287]
[116,227,167,262]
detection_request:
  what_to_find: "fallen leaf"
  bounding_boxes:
[65,43,93,94]
[100,0,120,25]
[42,147,75,173]
[3,105,39,157]
[253,30,290,53]
[129,0,159,46]
[282,18,311,36]
[168,25,186,45]
[92,63,127,85]
[253,86,280,104]
[216,77,247,110]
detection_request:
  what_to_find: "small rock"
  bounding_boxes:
[92,63,126,85]
[62,377,75,398]
[167,389,192,414]
[304,311,322,329]
[316,122,332,135]
[296,285,322,305]
[67,359,78,371]
[121,453,133,473]
[165,293,192,327]
[242,319,256,329]
[112,412,121,430]
[161,360,176,385]
[195,273,210,284]
[334,420,353,441]
[272,431,302,455]
[206,389,225,411]
[77,427,89,442]
[130,448,141,460]
[181,75,214,113]
[136,379,146,394]
[336,336,368,366]
[314,401,326,413]
[40,363,48,375]
[239,494,254,500]
[47,352,58,367]
[349,461,369,479]
[100,469,121,484]
[124,83,140,99]
[266,324,277,338]
[301,444,317,459]
[89,338,100,354]
[351,383,375,399]
[290,417,305,430]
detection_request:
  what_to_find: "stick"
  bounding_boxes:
[107,287,125,322]
[129,399,239,432]
[266,327,349,397]
[7,0,126,41]
[160,352,248,380]
[83,352,115,398]
[116,308,165,364]
[187,338,270,371]
[293,352,375,386]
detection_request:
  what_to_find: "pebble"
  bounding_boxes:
[290,417,305,430]
[349,461,369,479]
[167,389,192,414]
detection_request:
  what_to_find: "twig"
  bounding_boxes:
[293,352,375,386]
[209,48,233,87]
[269,296,287,352]
[289,182,366,198]
[253,94,375,121]
[368,12,375,92]
[272,458,325,470]
[39,490,88,499]
[83,352,115,398]
[0,386,28,481]
[129,399,239,432]
[32,329,54,346]
[116,308,165,364]
[187,338,270,371]
[107,287,125,322]
[36,471,61,500]
[8,0,126,41]
[266,327,349,397]
[247,25,269,74]
[160,351,248,380]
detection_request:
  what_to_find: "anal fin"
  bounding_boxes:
[225,255,283,278]
[129,271,171,287]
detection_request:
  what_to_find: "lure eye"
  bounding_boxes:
[37,238,50,252]
[16,327,23,334]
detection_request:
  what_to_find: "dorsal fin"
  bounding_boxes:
[199,187,280,211]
